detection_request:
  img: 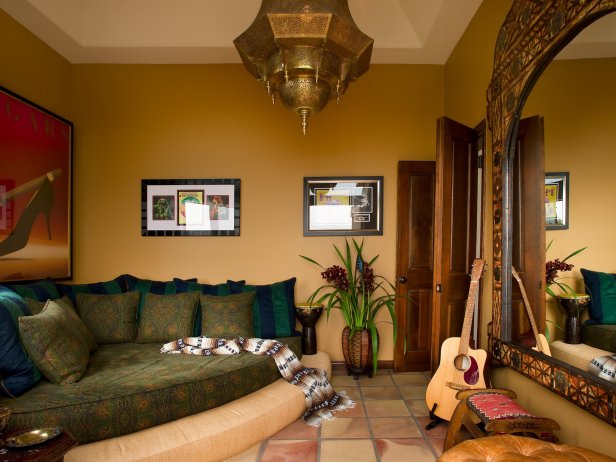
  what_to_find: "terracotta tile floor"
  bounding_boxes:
[224,368,448,462]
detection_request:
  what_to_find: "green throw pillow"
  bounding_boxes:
[18,301,90,384]
[7,279,60,302]
[76,292,140,344]
[200,292,256,339]
[136,291,199,343]
[26,297,97,351]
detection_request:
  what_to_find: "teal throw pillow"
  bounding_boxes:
[19,300,90,384]
[228,278,296,338]
[136,291,199,343]
[581,268,616,325]
[0,285,41,397]
[6,279,60,302]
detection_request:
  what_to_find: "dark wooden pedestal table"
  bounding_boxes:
[295,304,323,355]
[557,294,590,344]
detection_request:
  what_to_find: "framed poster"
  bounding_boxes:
[303,176,383,236]
[545,172,569,230]
[141,179,240,236]
[0,86,73,282]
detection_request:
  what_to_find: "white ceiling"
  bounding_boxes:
[0,0,484,64]
[1,1,614,65]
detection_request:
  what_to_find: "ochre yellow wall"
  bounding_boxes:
[67,63,444,362]
[446,1,616,457]
[0,9,71,121]
[523,58,616,338]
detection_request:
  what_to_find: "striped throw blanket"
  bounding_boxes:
[161,336,355,426]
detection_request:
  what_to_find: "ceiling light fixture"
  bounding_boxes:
[233,0,373,135]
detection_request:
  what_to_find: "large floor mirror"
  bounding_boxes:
[488,0,616,427]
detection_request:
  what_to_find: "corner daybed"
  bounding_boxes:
[0,275,334,461]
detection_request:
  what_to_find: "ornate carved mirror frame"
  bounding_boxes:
[488,0,616,426]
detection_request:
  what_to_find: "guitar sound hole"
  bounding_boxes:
[454,354,471,372]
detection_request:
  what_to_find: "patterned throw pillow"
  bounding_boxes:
[0,286,41,397]
[581,268,616,325]
[125,275,196,324]
[5,279,60,302]
[18,300,90,384]
[228,278,297,338]
[25,296,97,351]
[76,292,140,344]
[200,292,256,339]
[173,279,242,336]
[589,354,616,382]
[136,291,199,343]
[56,275,128,305]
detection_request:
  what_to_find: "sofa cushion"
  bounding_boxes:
[228,278,296,338]
[1,337,301,444]
[18,300,90,384]
[136,292,199,343]
[76,292,140,344]
[56,275,127,305]
[5,279,60,302]
[26,296,97,352]
[0,286,41,397]
[582,324,616,353]
[173,279,241,336]
[200,292,256,339]
[581,268,616,325]
[125,275,196,324]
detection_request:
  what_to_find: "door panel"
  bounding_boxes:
[431,117,479,373]
[512,116,546,343]
[395,161,435,372]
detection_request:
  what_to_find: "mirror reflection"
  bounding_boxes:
[512,12,616,378]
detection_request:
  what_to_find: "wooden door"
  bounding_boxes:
[511,116,546,343]
[394,161,435,372]
[431,117,481,373]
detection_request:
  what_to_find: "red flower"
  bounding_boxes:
[546,259,574,285]
[321,265,349,290]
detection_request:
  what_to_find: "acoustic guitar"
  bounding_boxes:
[511,267,551,356]
[425,259,487,422]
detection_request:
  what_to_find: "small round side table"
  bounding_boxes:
[556,294,590,344]
[295,303,323,355]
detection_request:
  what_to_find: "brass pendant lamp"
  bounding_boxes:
[233,0,373,135]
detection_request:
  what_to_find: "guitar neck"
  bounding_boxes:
[457,259,485,356]
[512,267,544,353]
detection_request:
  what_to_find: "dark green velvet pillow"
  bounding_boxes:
[581,268,616,325]
[56,275,127,305]
[26,296,97,351]
[200,292,256,339]
[18,300,90,384]
[136,291,199,343]
[6,279,60,302]
[228,278,296,338]
[76,292,140,344]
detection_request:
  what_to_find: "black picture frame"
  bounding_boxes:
[0,85,73,282]
[303,176,383,236]
[545,172,569,230]
[141,179,240,236]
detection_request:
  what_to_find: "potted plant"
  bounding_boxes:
[300,238,397,378]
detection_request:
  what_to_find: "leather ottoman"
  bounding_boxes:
[438,434,616,462]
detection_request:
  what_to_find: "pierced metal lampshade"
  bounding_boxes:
[234,0,373,135]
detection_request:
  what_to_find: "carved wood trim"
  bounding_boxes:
[488,0,616,426]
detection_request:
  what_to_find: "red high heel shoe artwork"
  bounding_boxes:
[1,86,72,282]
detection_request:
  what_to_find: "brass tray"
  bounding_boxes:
[4,427,62,448]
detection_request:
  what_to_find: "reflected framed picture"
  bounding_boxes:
[0,85,73,282]
[142,179,240,236]
[545,172,569,230]
[303,176,383,236]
